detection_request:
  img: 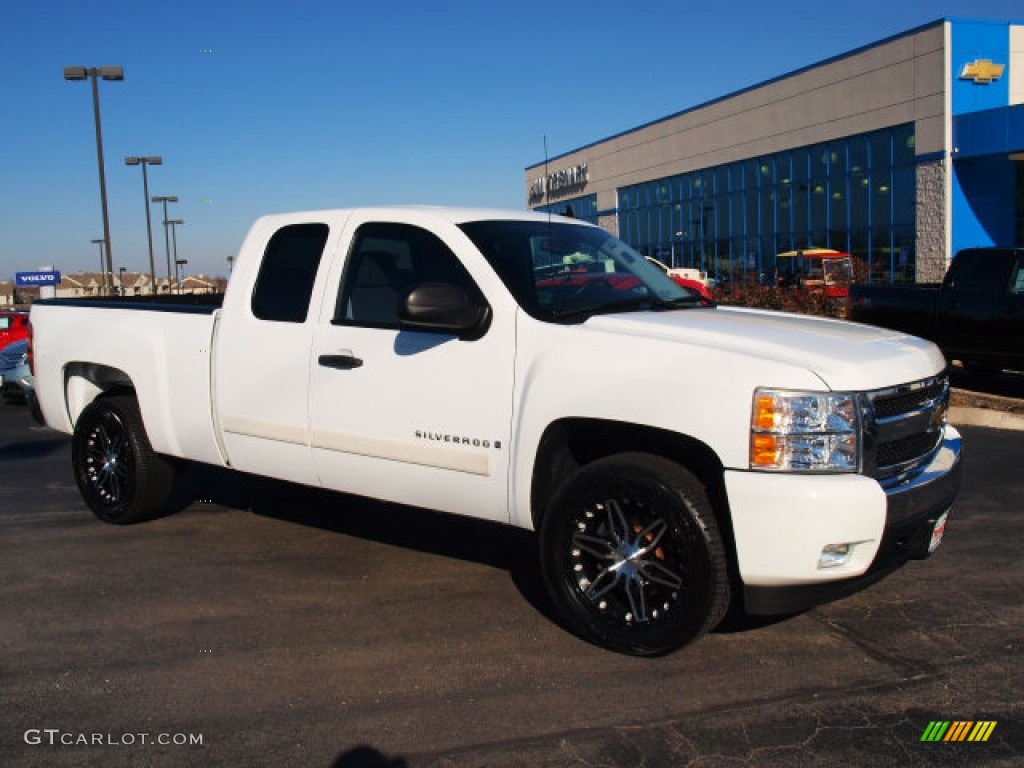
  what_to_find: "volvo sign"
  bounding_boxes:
[16,271,61,286]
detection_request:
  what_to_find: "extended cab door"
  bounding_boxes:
[214,216,343,485]
[308,215,514,523]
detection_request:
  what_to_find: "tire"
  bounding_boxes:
[539,453,730,656]
[71,395,175,524]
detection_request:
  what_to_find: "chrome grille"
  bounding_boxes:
[863,372,949,488]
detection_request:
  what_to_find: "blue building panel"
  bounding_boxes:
[950,20,1011,116]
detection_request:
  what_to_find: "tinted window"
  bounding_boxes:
[336,222,483,328]
[251,223,329,323]
[949,250,1016,295]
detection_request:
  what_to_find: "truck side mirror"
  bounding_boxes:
[399,283,491,340]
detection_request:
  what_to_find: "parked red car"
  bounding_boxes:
[0,312,29,352]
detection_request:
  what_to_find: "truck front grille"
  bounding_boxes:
[863,372,949,489]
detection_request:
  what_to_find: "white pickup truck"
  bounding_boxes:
[28,207,961,656]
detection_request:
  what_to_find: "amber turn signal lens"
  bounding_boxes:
[751,434,778,466]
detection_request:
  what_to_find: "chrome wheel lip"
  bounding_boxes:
[569,497,685,626]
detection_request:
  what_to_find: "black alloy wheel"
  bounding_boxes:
[72,395,175,524]
[540,453,730,656]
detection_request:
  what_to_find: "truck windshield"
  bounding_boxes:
[459,220,702,322]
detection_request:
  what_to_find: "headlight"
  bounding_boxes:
[750,388,860,472]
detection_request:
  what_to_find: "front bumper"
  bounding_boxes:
[726,425,962,615]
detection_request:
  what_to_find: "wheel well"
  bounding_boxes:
[64,362,136,427]
[531,418,740,609]
[531,418,727,529]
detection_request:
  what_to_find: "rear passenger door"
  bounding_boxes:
[214,220,338,485]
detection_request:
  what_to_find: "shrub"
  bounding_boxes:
[711,280,842,318]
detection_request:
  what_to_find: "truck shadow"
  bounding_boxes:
[166,460,561,628]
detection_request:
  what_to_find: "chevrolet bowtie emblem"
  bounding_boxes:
[959,59,1005,84]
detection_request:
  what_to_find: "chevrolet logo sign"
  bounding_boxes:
[959,59,1005,84]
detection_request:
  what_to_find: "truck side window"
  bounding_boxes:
[335,222,484,328]
[948,250,1016,296]
[251,223,329,322]
[1011,263,1024,295]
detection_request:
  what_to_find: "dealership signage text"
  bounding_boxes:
[530,163,589,201]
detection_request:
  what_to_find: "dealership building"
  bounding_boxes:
[525,17,1024,284]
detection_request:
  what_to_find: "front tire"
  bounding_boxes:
[72,395,175,524]
[539,453,730,656]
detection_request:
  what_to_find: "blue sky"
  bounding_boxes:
[2,0,1022,279]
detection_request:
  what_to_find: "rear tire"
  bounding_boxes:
[539,453,730,656]
[72,395,175,524]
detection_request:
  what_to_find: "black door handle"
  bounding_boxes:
[318,354,363,369]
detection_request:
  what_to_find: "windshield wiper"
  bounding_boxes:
[551,295,703,322]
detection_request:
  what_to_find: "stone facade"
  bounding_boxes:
[598,213,618,238]
[915,159,949,282]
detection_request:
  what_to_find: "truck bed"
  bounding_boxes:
[29,298,225,466]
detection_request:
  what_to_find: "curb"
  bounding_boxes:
[949,406,1024,431]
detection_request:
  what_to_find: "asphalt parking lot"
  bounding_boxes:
[1,398,1022,768]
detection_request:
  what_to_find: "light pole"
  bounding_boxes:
[166,219,184,293]
[175,259,188,294]
[118,267,126,296]
[64,65,123,296]
[90,238,105,292]
[152,195,178,291]
[125,156,162,288]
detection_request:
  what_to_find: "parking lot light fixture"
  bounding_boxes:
[175,258,188,294]
[126,156,162,287]
[166,219,185,293]
[90,239,105,289]
[64,65,123,296]
[152,195,179,287]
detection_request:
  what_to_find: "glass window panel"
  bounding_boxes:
[828,142,846,178]
[815,144,829,177]
[829,175,848,236]
[870,226,893,283]
[849,137,868,176]
[744,159,759,190]
[715,166,729,194]
[892,226,916,283]
[892,165,915,228]
[872,171,893,228]
[810,178,827,239]
[792,182,808,245]
[850,227,869,282]
[792,148,810,183]
[850,171,869,230]
[777,181,792,235]
[760,186,775,236]
[776,152,792,187]
[869,131,891,170]
[893,124,915,166]
[746,188,759,237]
[252,223,328,323]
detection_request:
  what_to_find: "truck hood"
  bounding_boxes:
[584,306,947,391]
